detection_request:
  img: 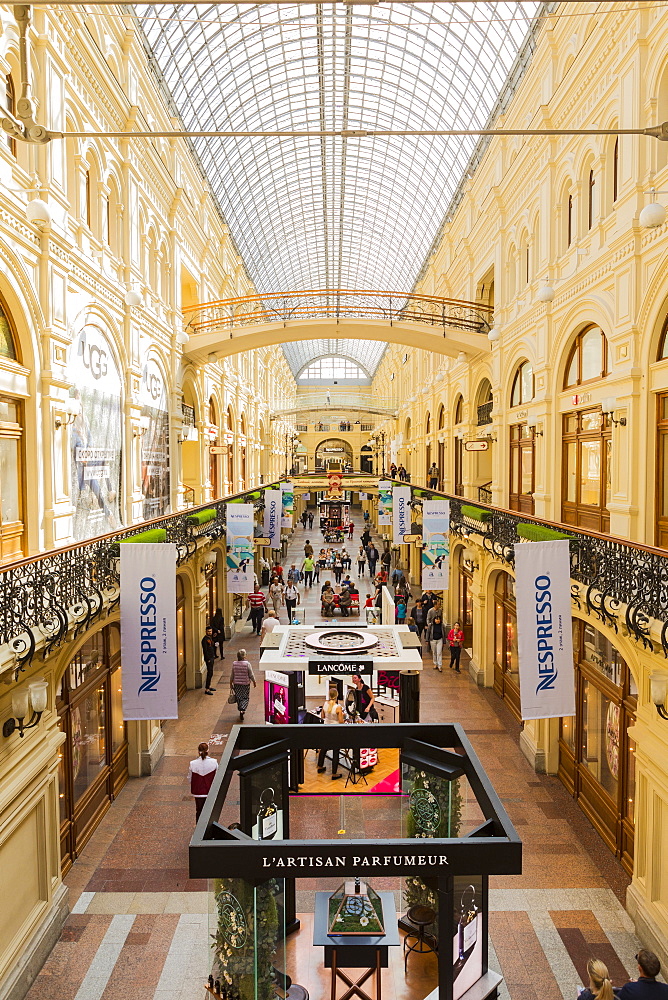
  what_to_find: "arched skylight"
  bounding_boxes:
[299,356,369,380]
[138,2,545,374]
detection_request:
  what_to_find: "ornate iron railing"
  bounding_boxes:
[0,485,275,677]
[477,482,492,504]
[184,289,493,338]
[477,400,493,425]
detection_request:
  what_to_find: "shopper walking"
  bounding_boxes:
[333,554,343,583]
[348,521,354,539]
[201,626,217,695]
[269,579,284,617]
[366,543,379,578]
[357,545,366,576]
[189,743,218,821]
[284,581,300,621]
[448,621,464,672]
[317,685,344,779]
[211,607,226,659]
[410,599,427,638]
[248,585,266,635]
[229,649,256,722]
[302,554,315,588]
[426,613,444,670]
[301,510,308,528]
[304,539,314,557]
[261,609,280,639]
[428,463,439,489]
[308,510,314,529]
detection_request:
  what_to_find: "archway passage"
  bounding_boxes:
[315,437,353,471]
[183,290,492,363]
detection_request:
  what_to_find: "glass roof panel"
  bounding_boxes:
[138,2,543,376]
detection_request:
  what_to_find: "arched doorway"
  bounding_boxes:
[208,397,220,499]
[315,438,353,471]
[57,621,127,872]
[0,295,26,562]
[492,570,520,720]
[558,621,636,873]
[360,444,373,474]
[226,406,235,489]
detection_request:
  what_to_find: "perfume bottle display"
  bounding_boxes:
[257,787,278,840]
[457,885,478,962]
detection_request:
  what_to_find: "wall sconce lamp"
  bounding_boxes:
[54,397,81,429]
[601,396,627,427]
[3,680,49,738]
[650,671,668,720]
[526,416,544,436]
[462,546,479,571]
[200,553,217,574]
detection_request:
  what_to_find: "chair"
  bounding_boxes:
[403,904,437,970]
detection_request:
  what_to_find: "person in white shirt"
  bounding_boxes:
[269,580,284,617]
[261,609,280,639]
[189,742,218,821]
[284,582,300,622]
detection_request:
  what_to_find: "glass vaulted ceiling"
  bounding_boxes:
[139,2,542,376]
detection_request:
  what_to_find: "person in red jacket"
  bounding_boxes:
[189,742,218,821]
[447,621,464,672]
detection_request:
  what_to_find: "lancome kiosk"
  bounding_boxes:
[191,723,521,1000]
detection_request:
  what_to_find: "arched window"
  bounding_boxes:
[454,395,463,424]
[299,357,367,379]
[612,139,619,204]
[657,315,668,360]
[564,326,610,387]
[567,194,573,247]
[0,299,17,360]
[437,404,445,430]
[475,379,493,426]
[84,169,92,228]
[425,411,431,434]
[588,169,596,230]
[5,75,16,157]
[524,244,530,286]
[510,360,534,407]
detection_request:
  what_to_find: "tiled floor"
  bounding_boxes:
[27,512,643,1000]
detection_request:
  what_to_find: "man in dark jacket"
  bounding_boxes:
[366,543,379,578]
[410,600,427,637]
[618,952,668,1000]
[201,626,217,695]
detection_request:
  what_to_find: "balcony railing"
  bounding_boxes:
[0,483,279,677]
[477,400,493,426]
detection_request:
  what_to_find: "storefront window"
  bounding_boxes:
[72,685,107,803]
[560,716,575,752]
[626,739,636,821]
[176,575,188,699]
[111,666,125,754]
[492,573,519,719]
[0,301,17,359]
[140,357,170,519]
[564,326,609,387]
[581,679,618,800]
[69,632,104,690]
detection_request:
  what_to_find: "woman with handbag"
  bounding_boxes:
[447,622,464,672]
[229,649,256,722]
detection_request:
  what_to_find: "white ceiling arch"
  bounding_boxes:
[138,2,546,374]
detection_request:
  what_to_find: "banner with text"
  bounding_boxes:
[280,482,294,528]
[121,543,177,720]
[377,481,392,524]
[264,489,282,546]
[393,486,412,544]
[421,499,450,591]
[514,539,575,721]
[226,503,255,593]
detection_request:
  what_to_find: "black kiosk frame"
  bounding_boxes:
[191,723,521,1000]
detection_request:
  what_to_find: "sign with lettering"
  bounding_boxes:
[464,440,489,452]
[121,543,178,720]
[308,659,373,675]
[571,392,592,406]
[514,540,575,721]
[226,503,254,593]
[392,486,411,543]
[264,489,282,545]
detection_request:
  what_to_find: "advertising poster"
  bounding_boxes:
[453,876,484,1000]
[514,539,575,720]
[140,357,170,519]
[264,489,282,546]
[392,485,411,544]
[69,325,123,541]
[240,757,287,841]
[422,499,450,590]
[377,480,392,524]
[280,481,294,528]
[120,542,178,720]
[226,502,255,593]
[264,669,290,725]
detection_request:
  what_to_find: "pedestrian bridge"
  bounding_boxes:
[183,290,493,363]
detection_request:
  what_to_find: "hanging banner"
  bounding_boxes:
[422,499,450,590]
[140,357,170,520]
[280,482,294,528]
[514,539,575,721]
[392,486,412,544]
[264,489,282,546]
[378,481,392,524]
[120,543,177,720]
[226,503,255,593]
[69,324,123,541]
